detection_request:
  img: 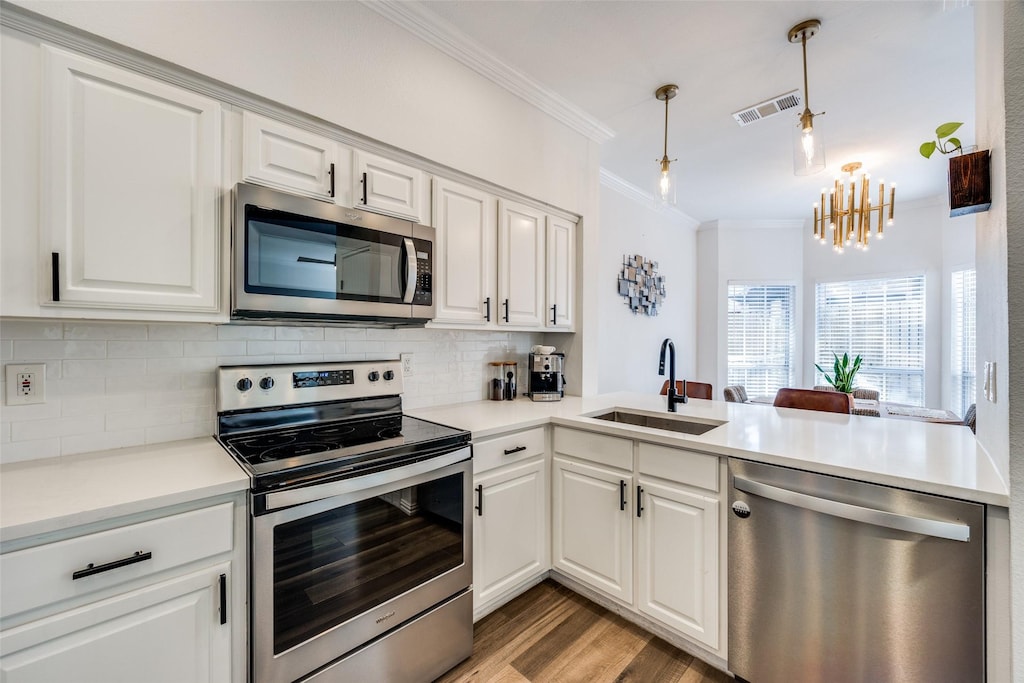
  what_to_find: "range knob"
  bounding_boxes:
[259,377,275,391]
[368,371,380,382]
[544,363,551,371]
[236,377,253,392]
[383,370,395,381]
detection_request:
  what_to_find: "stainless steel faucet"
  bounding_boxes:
[658,338,687,412]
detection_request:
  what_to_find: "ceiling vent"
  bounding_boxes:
[731,90,802,126]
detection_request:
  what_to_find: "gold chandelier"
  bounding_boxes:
[812,162,896,253]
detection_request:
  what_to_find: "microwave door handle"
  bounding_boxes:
[403,237,417,304]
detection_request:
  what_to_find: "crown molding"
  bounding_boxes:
[599,168,699,228]
[361,0,615,144]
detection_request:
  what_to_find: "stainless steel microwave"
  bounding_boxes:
[232,183,434,326]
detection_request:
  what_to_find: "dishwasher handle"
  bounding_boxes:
[733,476,971,542]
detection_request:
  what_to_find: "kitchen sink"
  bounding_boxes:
[591,410,725,435]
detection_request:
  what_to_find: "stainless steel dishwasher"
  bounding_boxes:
[728,458,984,683]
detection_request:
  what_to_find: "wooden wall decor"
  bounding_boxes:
[618,254,666,316]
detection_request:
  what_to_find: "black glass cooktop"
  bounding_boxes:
[218,412,470,491]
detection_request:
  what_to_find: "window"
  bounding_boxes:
[815,275,926,405]
[728,283,796,397]
[951,269,976,417]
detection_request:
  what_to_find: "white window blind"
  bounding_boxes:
[727,283,796,398]
[815,275,926,405]
[951,269,976,417]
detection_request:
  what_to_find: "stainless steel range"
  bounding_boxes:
[215,361,473,683]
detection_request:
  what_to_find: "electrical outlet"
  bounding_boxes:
[6,364,46,406]
[401,353,413,376]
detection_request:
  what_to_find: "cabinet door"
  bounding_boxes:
[552,456,632,603]
[473,458,548,613]
[497,199,545,328]
[636,478,719,649]
[41,46,221,312]
[431,178,496,325]
[545,215,575,329]
[242,111,339,200]
[353,149,427,223]
[0,564,231,683]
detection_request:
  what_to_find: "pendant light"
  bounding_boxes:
[654,84,678,206]
[789,20,825,175]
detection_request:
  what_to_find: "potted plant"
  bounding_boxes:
[920,122,991,217]
[815,352,863,393]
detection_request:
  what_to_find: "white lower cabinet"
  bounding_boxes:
[0,498,242,683]
[472,427,549,618]
[636,476,720,649]
[0,564,230,683]
[551,456,633,604]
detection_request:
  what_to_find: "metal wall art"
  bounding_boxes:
[618,254,666,316]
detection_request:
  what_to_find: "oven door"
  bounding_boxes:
[251,448,472,683]
[233,183,434,322]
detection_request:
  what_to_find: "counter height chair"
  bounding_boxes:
[964,403,977,433]
[852,406,882,417]
[812,384,839,392]
[774,388,854,415]
[853,388,881,401]
[659,380,714,400]
[723,385,749,403]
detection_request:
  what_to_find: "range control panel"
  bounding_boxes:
[217,360,403,413]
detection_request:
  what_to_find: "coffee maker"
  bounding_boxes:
[527,352,565,401]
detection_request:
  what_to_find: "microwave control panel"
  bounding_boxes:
[413,238,432,305]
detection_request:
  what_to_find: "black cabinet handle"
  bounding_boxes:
[219,573,228,625]
[328,162,336,197]
[72,550,152,580]
[484,296,491,322]
[475,484,483,516]
[51,252,60,302]
[636,485,644,518]
[503,299,510,323]
[361,171,368,204]
[619,480,627,511]
[551,304,557,325]
[503,445,526,455]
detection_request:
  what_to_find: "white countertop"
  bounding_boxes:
[0,437,249,543]
[410,393,1009,507]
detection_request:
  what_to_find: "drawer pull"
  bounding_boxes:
[72,550,152,580]
[503,446,527,455]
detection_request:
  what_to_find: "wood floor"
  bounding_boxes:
[436,580,734,683]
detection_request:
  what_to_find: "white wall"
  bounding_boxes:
[696,221,804,395]
[597,176,698,394]
[0,321,541,464]
[941,202,978,413]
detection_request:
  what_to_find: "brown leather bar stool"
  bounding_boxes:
[773,388,854,414]
[659,380,714,400]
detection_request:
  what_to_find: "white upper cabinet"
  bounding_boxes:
[545,215,575,330]
[431,178,497,325]
[497,199,546,328]
[242,111,348,203]
[353,149,428,224]
[41,46,222,313]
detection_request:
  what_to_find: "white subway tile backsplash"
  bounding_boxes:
[64,323,148,340]
[218,325,276,340]
[2,320,541,460]
[108,340,182,358]
[1,438,61,464]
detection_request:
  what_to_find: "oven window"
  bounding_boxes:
[244,206,407,303]
[272,472,464,654]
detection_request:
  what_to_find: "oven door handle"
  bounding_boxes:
[403,237,417,304]
[261,446,470,511]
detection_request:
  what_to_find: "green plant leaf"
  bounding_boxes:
[947,137,962,152]
[936,121,963,139]
[920,142,936,158]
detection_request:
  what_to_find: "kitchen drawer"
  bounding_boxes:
[638,442,719,493]
[1,502,234,619]
[553,427,632,472]
[474,427,546,473]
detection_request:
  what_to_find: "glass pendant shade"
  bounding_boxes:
[655,163,677,207]
[793,116,825,175]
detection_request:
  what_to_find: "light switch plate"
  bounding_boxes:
[5,363,46,405]
[984,361,997,402]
